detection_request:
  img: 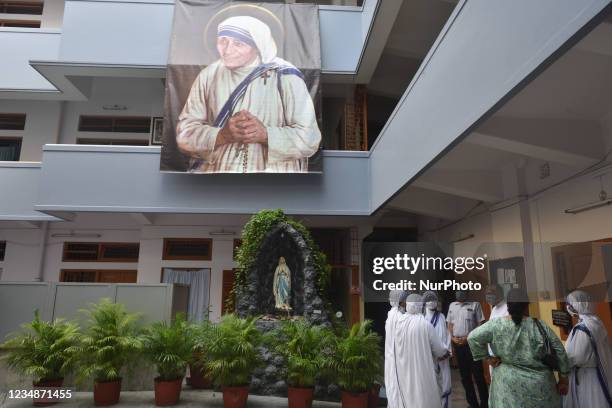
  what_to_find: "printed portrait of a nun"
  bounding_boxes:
[176,15,322,173]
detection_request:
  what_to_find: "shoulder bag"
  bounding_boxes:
[534,318,559,370]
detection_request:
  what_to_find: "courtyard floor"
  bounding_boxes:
[1,369,473,407]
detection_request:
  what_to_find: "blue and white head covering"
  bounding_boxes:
[217,16,278,64]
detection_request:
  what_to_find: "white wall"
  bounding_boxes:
[0,100,61,161]
[0,222,240,323]
[0,29,60,91]
[0,228,43,281]
[58,77,164,144]
[138,226,238,323]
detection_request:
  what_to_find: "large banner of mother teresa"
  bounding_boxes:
[161,1,322,174]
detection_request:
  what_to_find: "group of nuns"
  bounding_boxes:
[384,289,612,408]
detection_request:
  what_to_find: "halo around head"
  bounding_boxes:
[205,4,284,63]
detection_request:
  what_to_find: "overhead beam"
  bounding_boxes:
[387,186,468,220]
[467,131,600,167]
[413,169,504,202]
[130,212,155,225]
[575,22,612,57]
[355,0,405,83]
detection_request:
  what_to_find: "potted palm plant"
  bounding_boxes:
[142,314,192,406]
[0,311,79,406]
[332,320,383,408]
[76,299,142,406]
[273,320,334,408]
[189,319,214,389]
[206,315,262,408]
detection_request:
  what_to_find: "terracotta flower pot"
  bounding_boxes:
[32,378,64,407]
[94,378,122,406]
[288,386,314,408]
[188,364,212,389]
[154,377,183,406]
[222,385,249,408]
[341,390,368,408]
[368,384,381,408]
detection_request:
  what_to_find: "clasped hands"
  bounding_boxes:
[217,110,268,146]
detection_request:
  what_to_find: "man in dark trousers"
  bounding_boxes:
[447,290,488,408]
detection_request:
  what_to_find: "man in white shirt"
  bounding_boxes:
[485,284,508,379]
[447,290,488,408]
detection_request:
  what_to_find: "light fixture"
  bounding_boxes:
[51,232,102,238]
[209,229,236,236]
[565,176,611,214]
[102,104,128,111]
[451,234,475,243]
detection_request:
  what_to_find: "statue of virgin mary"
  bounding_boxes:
[273,256,291,311]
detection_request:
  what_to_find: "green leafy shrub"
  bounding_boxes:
[331,320,383,393]
[0,311,80,383]
[142,314,193,381]
[273,319,335,388]
[191,319,214,367]
[76,299,142,383]
[205,315,262,387]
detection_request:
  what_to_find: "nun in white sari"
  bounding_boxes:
[385,290,408,407]
[176,16,321,173]
[388,293,449,408]
[563,290,612,408]
[423,291,452,408]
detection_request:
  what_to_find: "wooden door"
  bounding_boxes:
[221,269,235,314]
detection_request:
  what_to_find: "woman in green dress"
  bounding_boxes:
[467,289,570,408]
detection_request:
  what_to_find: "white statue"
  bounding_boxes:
[273,257,292,311]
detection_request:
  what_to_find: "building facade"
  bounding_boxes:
[1,0,612,336]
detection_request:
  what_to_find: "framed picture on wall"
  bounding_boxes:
[150,117,164,145]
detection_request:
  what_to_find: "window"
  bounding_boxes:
[0,114,26,130]
[60,270,137,283]
[77,138,149,146]
[0,20,40,28]
[0,138,21,161]
[0,241,6,261]
[62,242,140,262]
[0,2,43,15]
[78,116,151,133]
[163,238,212,261]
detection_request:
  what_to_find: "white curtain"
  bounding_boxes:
[162,268,211,322]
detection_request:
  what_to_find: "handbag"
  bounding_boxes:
[534,318,559,370]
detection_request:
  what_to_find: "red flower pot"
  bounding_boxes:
[32,378,64,406]
[368,384,381,408]
[222,385,249,408]
[94,378,122,406]
[288,386,314,408]
[154,377,183,406]
[341,390,368,408]
[188,364,212,389]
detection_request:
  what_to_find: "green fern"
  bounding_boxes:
[190,319,214,371]
[142,314,192,381]
[76,299,142,383]
[205,315,262,387]
[330,320,383,393]
[0,311,80,383]
[272,319,335,388]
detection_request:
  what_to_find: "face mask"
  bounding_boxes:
[399,306,406,314]
[566,305,578,317]
[456,291,467,302]
[486,295,498,305]
[426,301,437,310]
